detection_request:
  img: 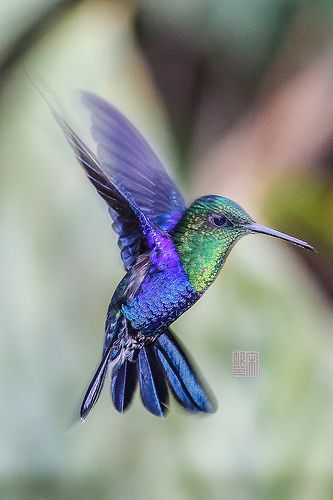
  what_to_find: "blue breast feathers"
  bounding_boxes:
[122,262,199,336]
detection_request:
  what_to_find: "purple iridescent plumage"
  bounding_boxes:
[122,258,199,336]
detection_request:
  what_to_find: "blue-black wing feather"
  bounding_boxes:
[55,113,171,270]
[81,91,186,237]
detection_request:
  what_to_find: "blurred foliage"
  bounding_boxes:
[0,1,332,500]
[266,171,333,248]
[265,171,333,297]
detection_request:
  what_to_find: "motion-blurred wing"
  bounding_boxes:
[56,114,168,270]
[81,91,186,232]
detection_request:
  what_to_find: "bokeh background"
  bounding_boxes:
[0,1,332,499]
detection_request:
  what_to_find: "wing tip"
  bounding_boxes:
[80,89,115,114]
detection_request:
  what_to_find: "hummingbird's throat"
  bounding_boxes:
[175,231,239,293]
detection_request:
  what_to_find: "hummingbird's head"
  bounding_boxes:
[184,194,315,251]
[173,195,314,291]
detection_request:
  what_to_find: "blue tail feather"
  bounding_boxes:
[154,330,216,414]
[80,344,112,421]
[111,359,137,413]
[137,347,169,417]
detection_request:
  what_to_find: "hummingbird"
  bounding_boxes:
[56,92,315,420]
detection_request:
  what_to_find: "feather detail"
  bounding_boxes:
[80,344,113,421]
[138,347,169,417]
[111,360,137,413]
[81,91,186,233]
[155,330,216,413]
[55,112,175,271]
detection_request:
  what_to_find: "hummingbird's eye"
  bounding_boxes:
[209,214,232,228]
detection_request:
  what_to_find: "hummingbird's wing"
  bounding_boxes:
[56,115,171,270]
[81,91,186,233]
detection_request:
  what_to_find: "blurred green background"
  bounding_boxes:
[0,1,332,499]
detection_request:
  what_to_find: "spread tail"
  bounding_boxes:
[110,329,216,417]
[80,328,216,420]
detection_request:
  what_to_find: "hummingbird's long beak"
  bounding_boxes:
[243,223,316,252]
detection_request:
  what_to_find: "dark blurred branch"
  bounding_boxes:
[134,2,298,176]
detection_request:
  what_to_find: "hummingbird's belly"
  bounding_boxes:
[122,264,200,336]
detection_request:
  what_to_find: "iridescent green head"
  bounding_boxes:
[173,195,314,293]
